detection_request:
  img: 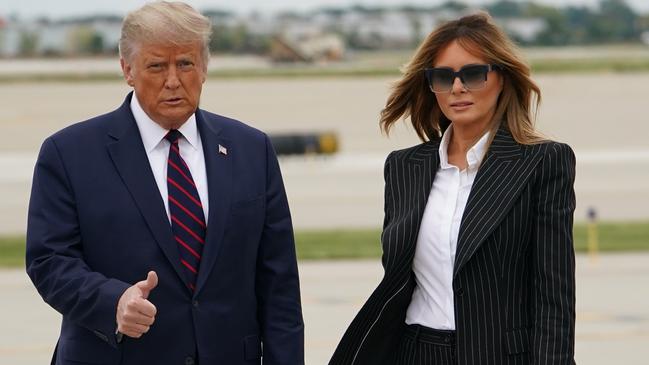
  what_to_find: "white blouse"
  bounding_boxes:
[405,126,490,330]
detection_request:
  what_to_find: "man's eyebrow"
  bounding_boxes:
[144,56,166,62]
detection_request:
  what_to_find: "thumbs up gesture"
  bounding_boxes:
[116,271,158,338]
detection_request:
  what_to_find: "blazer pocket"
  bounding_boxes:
[504,327,530,355]
[243,334,262,360]
[61,338,121,364]
[231,195,264,217]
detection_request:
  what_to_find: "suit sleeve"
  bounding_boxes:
[26,137,130,348]
[256,134,304,365]
[331,151,396,364]
[381,151,394,269]
[532,142,576,364]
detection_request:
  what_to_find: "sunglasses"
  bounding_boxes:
[424,64,501,93]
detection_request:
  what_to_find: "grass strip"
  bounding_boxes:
[2,221,647,267]
[0,236,26,268]
[295,221,649,260]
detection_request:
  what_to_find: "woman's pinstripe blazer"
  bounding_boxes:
[330,127,576,365]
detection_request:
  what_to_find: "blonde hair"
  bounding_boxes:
[380,12,544,144]
[119,1,212,66]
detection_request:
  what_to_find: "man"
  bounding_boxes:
[26,2,304,364]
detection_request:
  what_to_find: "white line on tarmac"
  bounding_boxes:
[2,148,649,182]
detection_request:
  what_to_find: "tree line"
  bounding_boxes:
[6,0,649,57]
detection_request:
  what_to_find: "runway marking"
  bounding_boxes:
[576,329,649,340]
[2,149,649,182]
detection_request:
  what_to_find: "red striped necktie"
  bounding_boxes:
[165,129,206,291]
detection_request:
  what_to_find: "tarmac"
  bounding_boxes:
[1,74,648,364]
[2,252,648,364]
[2,76,649,234]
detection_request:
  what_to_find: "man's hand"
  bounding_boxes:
[116,271,158,339]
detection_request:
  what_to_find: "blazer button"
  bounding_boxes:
[456,287,465,296]
[193,300,199,308]
[184,356,195,365]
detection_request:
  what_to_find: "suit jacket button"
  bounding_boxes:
[456,288,465,296]
[184,356,195,365]
[193,300,199,308]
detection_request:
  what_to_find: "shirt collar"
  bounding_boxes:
[130,92,199,153]
[438,125,491,170]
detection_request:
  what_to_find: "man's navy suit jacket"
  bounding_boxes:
[26,93,304,365]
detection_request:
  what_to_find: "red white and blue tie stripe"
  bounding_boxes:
[165,129,206,291]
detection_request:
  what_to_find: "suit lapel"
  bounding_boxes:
[453,127,542,277]
[194,110,232,294]
[106,93,187,285]
[403,141,440,261]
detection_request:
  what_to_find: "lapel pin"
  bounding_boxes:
[218,144,228,156]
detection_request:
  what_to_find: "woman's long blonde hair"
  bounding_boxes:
[380,12,544,144]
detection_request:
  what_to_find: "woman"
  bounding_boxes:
[330,12,576,365]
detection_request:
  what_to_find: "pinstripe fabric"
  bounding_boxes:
[394,336,455,365]
[330,127,576,365]
[394,325,456,365]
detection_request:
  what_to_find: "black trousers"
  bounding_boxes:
[393,324,456,365]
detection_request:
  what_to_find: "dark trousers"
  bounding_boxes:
[393,324,456,365]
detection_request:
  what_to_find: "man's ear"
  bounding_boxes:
[200,61,207,84]
[120,58,135,87]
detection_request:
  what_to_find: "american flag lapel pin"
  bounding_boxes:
[218,144,228,156]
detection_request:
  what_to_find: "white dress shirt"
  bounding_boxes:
[405,126,490,330]
[130,93,209,223]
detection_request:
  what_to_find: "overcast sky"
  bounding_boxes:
[1,0,648,19]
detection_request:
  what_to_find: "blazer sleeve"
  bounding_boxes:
[26,137,130,348]
[256,134,305,365]
[531,142,576,364]
[381,151,394,269]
